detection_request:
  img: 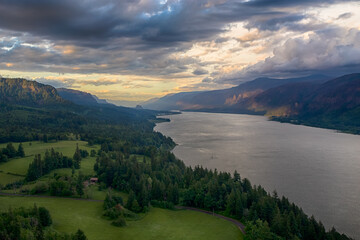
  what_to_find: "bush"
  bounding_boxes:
[103,192,124,210]
[122,208,139,220]
[0,154,8,163]
[39,206,52,227]
[111,216,126,227]
[31,182,49,194]
[79,149,89,158]
[103,207,122,220]
[90,149,96,157]
[72,229,87,240]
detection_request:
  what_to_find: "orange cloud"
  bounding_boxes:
[54,45,76,55]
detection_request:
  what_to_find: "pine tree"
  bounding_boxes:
[0,154,8,163]
[16,143,25,157]
[125,190,135,210]
[4,143,16,158]
[72,229,87,240]
[76,174,84,197]
[226,189,237,216]
[26,154,43,181]
[73,144,81,169]
[38,207,52,227]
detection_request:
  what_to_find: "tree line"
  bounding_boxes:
[0,205,87,240]
[94,144,352,240]
[25,145,87,182]
[0,143,25,163]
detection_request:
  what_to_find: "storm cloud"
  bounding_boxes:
[0,0,359,100]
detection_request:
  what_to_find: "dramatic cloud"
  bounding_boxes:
[0,0,359,101]
[214,27,360,83]
[35,77,76,88]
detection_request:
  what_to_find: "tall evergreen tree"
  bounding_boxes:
[76,174,84,197]
[26,154,43,181]
[72,229,87,240]
[16,143,25,157]
[3,143,17,158]
[73,144,81,169]
[0,153,8,163]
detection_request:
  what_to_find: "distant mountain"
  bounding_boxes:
[246,81,318,116]
[107,99,143,108]
[144,92,202,110]
[144,73,360,133]
[57,88,103,106]
[57,88,144,108]
[0,77,158,123]
[143,75,329,111]
[92,95,110,105]
[0,78,66,106]
[303,73,360,114]
[237,73,360,133]
[248,73,360,116]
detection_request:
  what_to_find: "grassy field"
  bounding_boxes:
[0,141,99,184]
[0,172,23,185]
[0,196,243,240]
[0,141,244,239]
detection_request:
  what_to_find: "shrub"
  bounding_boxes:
[31,182,49,194]
[39,207,52,227]
[111,216,126,227]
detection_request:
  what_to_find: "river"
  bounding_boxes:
[155,112,360,238]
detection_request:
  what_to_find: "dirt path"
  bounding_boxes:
[176,206,246,234]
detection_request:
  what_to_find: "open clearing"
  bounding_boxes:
[0,196,243,240]
[0,141,99,183]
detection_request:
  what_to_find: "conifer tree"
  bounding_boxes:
[73,144,81,169]
[16,143,25,157]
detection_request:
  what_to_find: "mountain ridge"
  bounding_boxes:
[144,73,360,134]
[0,78,67,106]
[143,74,330,111]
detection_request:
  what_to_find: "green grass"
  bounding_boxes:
[85,186,129,201]
[0,196,243,240]
[0,140,99,181]
[0,172,23,185]
[0,141,243,239]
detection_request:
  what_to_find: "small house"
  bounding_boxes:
[90,177,98,184]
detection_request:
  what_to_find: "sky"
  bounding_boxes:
[0,0,360,105]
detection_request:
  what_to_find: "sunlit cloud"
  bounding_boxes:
[0,0,359,101]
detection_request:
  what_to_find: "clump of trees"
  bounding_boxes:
[0,143,25,163]
[26,149,73,182]
[73,144,89,169]
[93,145,352,240]
[0,205,87,240]
[103,191,127,227]
[49,174,84,197]
[26,146,88,182]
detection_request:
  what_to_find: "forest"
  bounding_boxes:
[0,78,353,240]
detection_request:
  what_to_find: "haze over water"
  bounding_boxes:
[155,112,360,238]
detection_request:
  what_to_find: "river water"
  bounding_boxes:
[155,112,360,238]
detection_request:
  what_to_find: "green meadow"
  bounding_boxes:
[0,141,243,240]
[0,196,243,240]
[0,140,99,184]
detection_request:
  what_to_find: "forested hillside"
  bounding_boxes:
[144,73,360,134]
[0,78,66,106]
[0,77,353,239]
[0,78,173,147]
